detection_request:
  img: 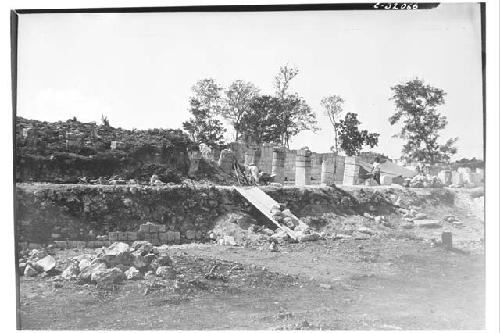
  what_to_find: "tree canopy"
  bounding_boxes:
[221,80,260,141]
[182,98,226,148]
[389,78,457,164]
[321,95,344,153]
[337,113,379,156]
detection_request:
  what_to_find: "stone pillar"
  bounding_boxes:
[284,150,297,182]
[218,149,235,173]
[476,168,484,182]
[259,143,274,174]
[331,154,345,184]
[343,156,360,185]
[228,141,247,165]
[438,170,452,185]
[244,146,261,166]
[271,147,286,184]
[188,151,202,177]
[310,152,322,184]
[320,156,335,185]
[451,171,463,186]
[295,148,312,186]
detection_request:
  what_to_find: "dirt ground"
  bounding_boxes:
[18,187,485,330]
[19,241,484,330]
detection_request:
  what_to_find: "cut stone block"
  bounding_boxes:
[139,224,150,233]
[185,230,196,240]
[159,232,168,243]
[413,219,441,228]
[127,231,138,241]
[166,231,180,244]
[380,174,393,185]
[195,230,204,240]
[109,232,119,242]
[86,241,97,248]
[53,241,68,249]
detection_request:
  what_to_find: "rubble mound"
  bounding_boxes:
[19,241,176,286]
[192,159,241,185]
[210,212,272,246]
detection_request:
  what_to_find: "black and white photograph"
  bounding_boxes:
[7,1,499,331]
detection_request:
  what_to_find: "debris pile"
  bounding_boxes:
[270,204,302,230]
[408,174,443,188]
[19,241,178,286]
[19,248,60,278]
[442,214,463,227]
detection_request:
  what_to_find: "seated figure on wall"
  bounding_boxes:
[247,163,260,185]
[150,174,159,186]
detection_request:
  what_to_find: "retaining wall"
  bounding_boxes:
[16,183,454,245]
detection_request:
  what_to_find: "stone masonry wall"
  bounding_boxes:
[16,184,251,245]
[16,183,455,246]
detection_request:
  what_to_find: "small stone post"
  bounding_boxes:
[271,147,286,184]
[441,231,453,249]
[295,148,312,186]
[244,146,261,166]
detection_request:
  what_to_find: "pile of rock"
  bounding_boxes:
[398,206,441,228]
[363,213,393,228]
[409,174,443,188]
[442,214,463,227]
[20,241,177,286]
[270,205,301,230]
[19,248,59,277]
[268,205,324,243]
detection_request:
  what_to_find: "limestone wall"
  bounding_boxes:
[16,184,249,245]
[16,183,457,247]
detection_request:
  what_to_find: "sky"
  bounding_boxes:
[16,3,484,160]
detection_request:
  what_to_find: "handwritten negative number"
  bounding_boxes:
[373,3,419,10]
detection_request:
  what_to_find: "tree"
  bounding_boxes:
[337,113,379,156]
[271,65,318,147]
[182,98,226,148]
[320,95,344,153]
[237,94,318,147]
[277,94,318,147]
[191,78,223,116]
[274,65,299,99]
[237,95,282,144]
[221,80,260,141]
[389,78,457,164]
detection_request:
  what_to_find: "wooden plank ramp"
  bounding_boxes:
[233,186,306,240]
